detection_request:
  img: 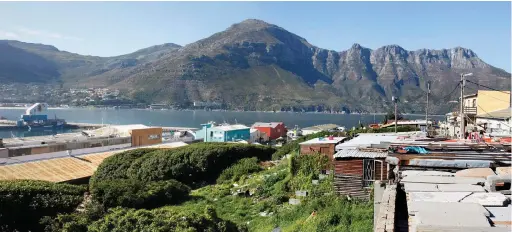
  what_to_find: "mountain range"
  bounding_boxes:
[1,19,510,113]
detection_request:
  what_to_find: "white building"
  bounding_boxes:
[249,128,269,143]
[475,107,511,137]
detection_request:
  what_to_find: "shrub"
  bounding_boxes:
[88,206,246,232]
[217,157,261,183]
[42,200,106,232]
[89,148,158,188]
[125,143,275,186]
[41,213,89,232]
[0,180,86,232]
[91,179,190,209]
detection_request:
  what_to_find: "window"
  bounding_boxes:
[472,99,476,107]
[210,131,213,137]
[148,134,160,140]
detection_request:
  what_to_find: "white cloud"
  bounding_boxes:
[17,27,83,41]
[0,30,18,38]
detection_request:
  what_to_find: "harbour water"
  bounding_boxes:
[0,108,444,138]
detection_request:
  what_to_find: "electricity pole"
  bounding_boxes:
[392,96,398,133]
[459,73,473,139]
[426,81,430,132]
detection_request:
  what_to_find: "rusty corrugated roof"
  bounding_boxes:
[0,142,188,182]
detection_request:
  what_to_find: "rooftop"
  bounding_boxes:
[299,136,346,145]
[334,148,388,159]
[302,124,340,131]
[215,124,250,131]
[476,107,511,119]
[399,169,511,231]
[0,142,188,182]
[335,131,427,150]
[83,124,154,137]
[252,122,283,128]
[380,120,431,128]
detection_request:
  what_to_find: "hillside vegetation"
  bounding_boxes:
[0,142,374,232]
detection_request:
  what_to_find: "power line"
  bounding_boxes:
[472,105,511,129]
[465,80,510,94]
[443,82,461,101]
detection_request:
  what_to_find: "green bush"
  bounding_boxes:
[42,200,106,232]
[42,213,89,232]
[91,179,190,209]
[0,180,86,232]
[125,143,275,186]
[217,157,261,183]
[88,206,247,232]
[89,148,158,188]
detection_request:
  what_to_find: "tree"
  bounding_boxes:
[382,111,404,124]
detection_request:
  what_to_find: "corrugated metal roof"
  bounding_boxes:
[334,149,388,158]
[0,151,115,182]
[299,137,346,145]
[336,131,427,150]
[0,142,188,182]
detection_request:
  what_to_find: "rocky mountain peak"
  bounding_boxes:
[350,43,362,50]
[451,47,477,58]
[228,19,276,32]
[379,44,407,56]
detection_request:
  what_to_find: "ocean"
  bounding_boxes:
[0,108,443,138]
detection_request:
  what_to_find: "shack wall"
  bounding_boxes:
[131,128,163,147]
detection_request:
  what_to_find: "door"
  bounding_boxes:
[362,159,375,187]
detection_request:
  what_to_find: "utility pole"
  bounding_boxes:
[459,73,473,139]
[426,81,430,132]
[459,74,465,139]
[392,96,398,133]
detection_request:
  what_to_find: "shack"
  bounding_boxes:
[299,136,346,160]
[131,127,163,147]
[332,148,389,199]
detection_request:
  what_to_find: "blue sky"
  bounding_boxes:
[0,1,510,71]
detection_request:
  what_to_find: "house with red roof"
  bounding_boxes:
[252,122,287,140]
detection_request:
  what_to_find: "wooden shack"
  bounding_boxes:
[131,127,163,147]
[299,137,346,160]
[332,148,389,199]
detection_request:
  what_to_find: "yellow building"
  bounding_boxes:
[463,90,510,117]
[461,90,511,134]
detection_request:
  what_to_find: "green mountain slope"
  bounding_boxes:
[1,19,510,113]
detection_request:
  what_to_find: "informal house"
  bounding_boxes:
[299,136,346,160]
